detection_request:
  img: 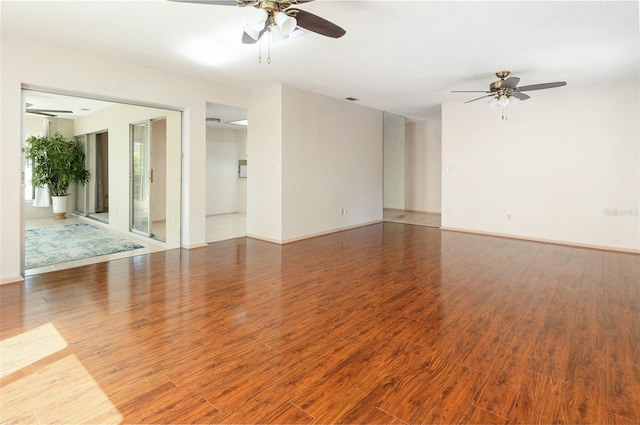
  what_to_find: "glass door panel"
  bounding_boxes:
[131,121,151,236]
[74,135,88,215]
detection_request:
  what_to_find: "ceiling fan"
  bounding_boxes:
[171,0,346,43]
[453,71,567,104]
[25,103,73,117]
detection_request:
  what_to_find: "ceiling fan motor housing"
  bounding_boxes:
[490,71,511,92]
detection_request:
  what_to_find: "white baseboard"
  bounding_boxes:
[1,276,25,285]
[206,212,242,217]
[440,226,640,254]
[247,220,383,245]
[245,234,281,244]
[183,242,208,249]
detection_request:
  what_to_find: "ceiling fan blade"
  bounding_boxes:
[170,0,315,5]
[27,109,73,114]
[242,31,256,44]
[288,9,345,38]
[517,81,567,91]
[501,76,520,89]
[451,90,491,93]
[26,110,57,117]
[510,91,530,101]
[168,0,247,5]
[465,94,494,104]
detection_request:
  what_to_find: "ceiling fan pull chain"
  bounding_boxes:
[258,37,262,63]
[267,29,272,64]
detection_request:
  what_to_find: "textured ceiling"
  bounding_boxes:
[3,1,639,121]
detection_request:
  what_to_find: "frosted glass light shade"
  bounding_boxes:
[246,18,265,31]
[270,25,289,42]
[498,95,510,106]
[275,11,297,35]
[254,8,268,23]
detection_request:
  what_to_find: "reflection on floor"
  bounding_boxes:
[26,211,432,275]
[89,211,109,223]
[384,209,441,228]
[25,216,167,276]
[206,213,246,243]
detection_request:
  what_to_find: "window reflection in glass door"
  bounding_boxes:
[74,135,88,216]
[131,121,151,237]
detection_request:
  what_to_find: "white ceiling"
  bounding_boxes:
[3,1,639,121]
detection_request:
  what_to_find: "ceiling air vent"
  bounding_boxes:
[206,118,221,123]
[344,97,359,101]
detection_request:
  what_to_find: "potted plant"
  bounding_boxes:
[26,132,90,219]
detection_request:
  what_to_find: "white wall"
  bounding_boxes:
[246,84,283,242]
[281,85,383,242]
[1,34,250,283]
[405,118,442,213]
[246,84,383,243]
[206,127,246,215]
[442,80,640,251]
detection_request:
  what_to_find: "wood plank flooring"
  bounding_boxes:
[1,222,639,424]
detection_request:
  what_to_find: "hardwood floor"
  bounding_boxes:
[1,222,638,424]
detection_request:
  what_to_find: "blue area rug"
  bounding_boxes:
[26,223,144,269]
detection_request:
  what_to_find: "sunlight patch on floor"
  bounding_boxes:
[0,323,67,378]
[0,324,123,424]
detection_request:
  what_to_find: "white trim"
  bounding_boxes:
[440,226,640,254]
[247,220,384,245]
[1,276,25,285]
[184,242,208,249]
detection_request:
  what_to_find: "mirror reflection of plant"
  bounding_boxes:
[25,132,91,197]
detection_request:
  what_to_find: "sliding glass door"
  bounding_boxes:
[74,135,88,216]
[130,121,151,237]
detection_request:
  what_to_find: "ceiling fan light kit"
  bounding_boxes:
[172,0,346,63]
[452,71,567,120]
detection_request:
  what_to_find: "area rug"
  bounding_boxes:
[26,223,144,269]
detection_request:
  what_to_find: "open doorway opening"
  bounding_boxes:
[205,102,248,243]
[23,89,182,275]
[383,112,442,228]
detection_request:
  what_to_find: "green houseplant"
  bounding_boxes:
[26,132,90,219]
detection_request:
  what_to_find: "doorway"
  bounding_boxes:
[23,89,183,275]
[205,102,248,243]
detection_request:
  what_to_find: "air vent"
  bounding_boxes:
[344,97,359,102]
[206,118,221,123]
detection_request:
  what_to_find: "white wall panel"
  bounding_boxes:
[442,80,639,251]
